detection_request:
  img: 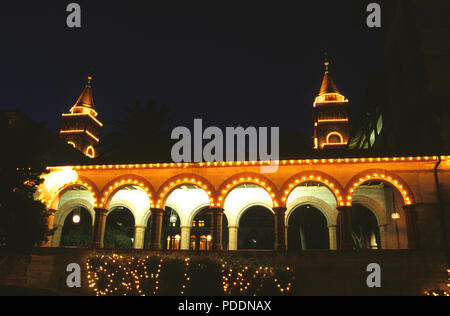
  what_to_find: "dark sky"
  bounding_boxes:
[0,1,382,138]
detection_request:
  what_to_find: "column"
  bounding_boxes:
[52,224,63,247]
[328,225,338,250]
[210,207,224,251]
[285,226,289,250]
[273,207,287,251]
[180,226,191,250]
[228,226,238,250]
[378,224,388,249]
[43,209,56,247]
[134,225,146,249]
[148,208,164,250]
[337,206,353,250]
[92,208,108,249]
[403,204,419,249]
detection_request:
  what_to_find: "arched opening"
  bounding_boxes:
[104,207,135,249]
[188,207,229,251]
[238,206,274,250]
[161,207,181,250]
[287,204,329,250]
[58,186,95,210]
[349,180,408,249]
[190,208,211,251]
[336,203,380,250]
[351,204,380,249]
[60,206,93,247]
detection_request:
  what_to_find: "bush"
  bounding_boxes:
[86,253,295,296]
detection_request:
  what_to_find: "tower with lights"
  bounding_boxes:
[60,76,102,158]
[313,56,350,150]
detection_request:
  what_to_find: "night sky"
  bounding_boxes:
[0,1,382,138]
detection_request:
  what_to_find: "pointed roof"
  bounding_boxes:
[73,76,95,108]
[318,55,340,96]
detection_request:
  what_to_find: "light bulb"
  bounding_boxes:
[73,214,81,224]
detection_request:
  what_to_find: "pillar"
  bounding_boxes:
[43,209,56,247]
[148,208,164,250]
[92,208,108,248]
[228,226,238,250]
[378,224,388,249]
[134,225,146,249]
[210,207,224,251]
[180,226,191,250]
[328,225,338,250]
[52,224,63,247]
[403,204,420,249]
[285,225,289,250]
[273,207,287,251]
[337,206,353,250]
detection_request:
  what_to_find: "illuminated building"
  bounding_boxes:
[313,56,350,150]
[39,155,450,253]
[59,76,102,158]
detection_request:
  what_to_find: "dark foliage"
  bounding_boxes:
[100,101,175,163]
[0,112,55,253]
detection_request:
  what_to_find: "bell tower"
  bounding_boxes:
[313,54,350,150]
[60,76,102,158]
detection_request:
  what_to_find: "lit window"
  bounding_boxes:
[326,132,344,145]
[85,146,96,158]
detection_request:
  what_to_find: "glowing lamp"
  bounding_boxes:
[391,212,400,220]
[72,213,81,224]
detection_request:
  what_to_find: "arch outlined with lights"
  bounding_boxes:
[344,169,415,206]
[99,175,156,209]
[216,172,280,208]
[155,174,216,209]
[280,171,345,208]
[47,175,100,209]
[85,146,96,158]
[326,132,344,144]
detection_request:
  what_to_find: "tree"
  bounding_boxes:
[0,111,55,253]
[101,101,174,163]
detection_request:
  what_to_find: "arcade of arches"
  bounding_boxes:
[39,156,450,251]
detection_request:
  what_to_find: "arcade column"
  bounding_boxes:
[180,226,191,250]
[148,208,164,250]
[328,225,338,250]
[92,208,108,249]
[337,206,353,250]
[273,207,287,251]
[210,207,224,251]
[134,225,146,249]
[228,226,238,250]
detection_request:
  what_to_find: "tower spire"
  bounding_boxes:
[324,49,329,73]
[313,52,350,150]
[60,75,102,159]
[318,52,339,96]
[73,75,95,109]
